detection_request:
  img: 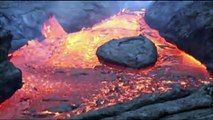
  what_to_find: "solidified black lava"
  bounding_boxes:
[70,83,213,120]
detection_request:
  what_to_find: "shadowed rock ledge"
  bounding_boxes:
[0,27,22,103]
[144,1,213,73]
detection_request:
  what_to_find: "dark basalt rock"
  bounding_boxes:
[206,63,213,74]
[0,28,22,103]
[96,36,158,69]
[160,108,213,120]
[144,1,213,73]
[45,103,78,113]
[0,28,12,62]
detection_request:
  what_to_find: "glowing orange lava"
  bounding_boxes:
[0,9,212,119]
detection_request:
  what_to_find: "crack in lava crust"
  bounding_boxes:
[0,9,212,119]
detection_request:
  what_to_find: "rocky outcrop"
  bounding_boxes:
[70,83,213,120]
[0,28,22,103]
[144,1,213,73]
[96,36,157,69]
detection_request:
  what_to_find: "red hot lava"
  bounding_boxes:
[0,9,212,119]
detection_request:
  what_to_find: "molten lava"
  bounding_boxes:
[0,9,212,119]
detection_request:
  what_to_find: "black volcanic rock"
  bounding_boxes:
[96,36,157,69]
[0,28,12,62]
[46,103,78,113]
[0,28,22,103]
[144,1,213,73]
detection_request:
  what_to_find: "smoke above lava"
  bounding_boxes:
[118,1,154,10]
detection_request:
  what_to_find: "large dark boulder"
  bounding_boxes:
[96,36,157,69]
[144,1,213,73]
[0,28,22,103]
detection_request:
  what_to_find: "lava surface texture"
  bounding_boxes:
[0,10,212,119]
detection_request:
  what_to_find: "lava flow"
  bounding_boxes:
[0,9,212,119]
